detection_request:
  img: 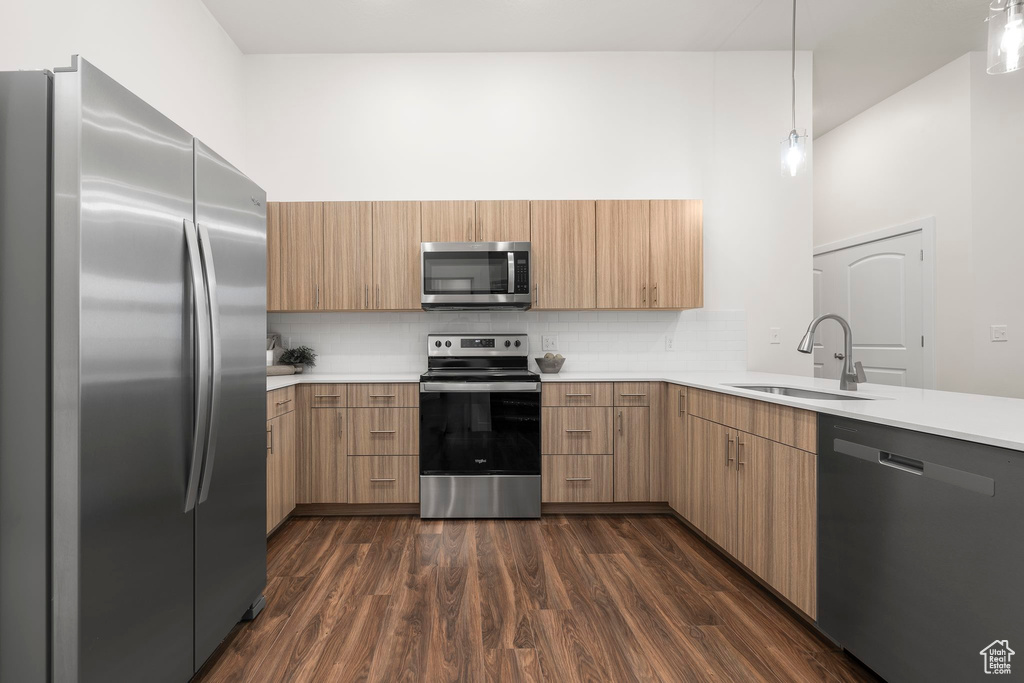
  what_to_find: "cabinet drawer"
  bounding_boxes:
[266,386,296,419]
[542,382,612,407]
[348,455,419,504]
[689,388,815,451]
[542,407,613,455]
[309,384,347,408]
[542,454,613,503]
[348,383,419,408]
[348,408,419,455]
[614,382,650,406]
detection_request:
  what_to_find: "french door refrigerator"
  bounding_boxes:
[0,57,267,682]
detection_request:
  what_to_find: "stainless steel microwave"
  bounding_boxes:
[421,242,532,310]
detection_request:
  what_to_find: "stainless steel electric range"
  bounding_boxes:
[419,334,541,518]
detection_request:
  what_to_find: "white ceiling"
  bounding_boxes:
[202,0,987,135]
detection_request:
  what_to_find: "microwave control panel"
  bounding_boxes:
[514,252,530,294]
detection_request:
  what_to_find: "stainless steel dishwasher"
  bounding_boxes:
[818,417,1024,682]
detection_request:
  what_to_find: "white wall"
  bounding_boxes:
[269,310,747,375]
[815,53,1024,398]
[1,0,248,169]
[246,51,814,375]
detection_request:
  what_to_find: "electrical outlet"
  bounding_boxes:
[665,336,675,351]
[542,335,558,351]
[991,325,1009,342]
[769,328,781,345]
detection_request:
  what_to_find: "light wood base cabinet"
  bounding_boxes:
[347,455,419,504]
[685,412,817,618]
[307,408,346,503]
[542,454,613,503]
[613,407,649,502]
[266,405,295,534]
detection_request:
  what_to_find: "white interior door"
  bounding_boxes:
[814,231,925,387]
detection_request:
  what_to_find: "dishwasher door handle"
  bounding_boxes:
[834,438,995,496]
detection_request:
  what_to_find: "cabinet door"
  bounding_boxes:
[649,200,702,309]
[735,431,771,579]
[323,202,372,310]
[279,201,324,311]
[665,386,687,513]
[279,409,297,517]
[372,201,421,310]
[769,443,817,618]
[475,200,530,242]
[613,407,650,502]
[308,408,346,503]
[530,200,596,309]
[683,415,711,533]
[266,419,278,533]
[596,200,649,309]
[694,417,736,551]
[266,202,282,311]
[421,201,475,243]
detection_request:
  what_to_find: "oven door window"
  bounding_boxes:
[420,390,540,475]
[422,252,509,295]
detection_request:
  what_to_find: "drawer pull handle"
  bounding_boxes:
[276,399,292,405]
[369,394,396,398]
[565,393,592,397]
[369,477,396,482]
[619,393,647,397]
[565,477,592,482]
[565,429,592,433]
[369,429,397,434]
[314,393,343,398]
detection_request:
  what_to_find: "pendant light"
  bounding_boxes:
[781,0,807,177]
[987,0,1024,74]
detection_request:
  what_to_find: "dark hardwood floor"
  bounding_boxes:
[194,514,879,683]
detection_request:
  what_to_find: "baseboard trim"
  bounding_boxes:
[541,502,672,515]
[292,503,420,516]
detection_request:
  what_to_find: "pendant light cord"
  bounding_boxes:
[791,0,797,132]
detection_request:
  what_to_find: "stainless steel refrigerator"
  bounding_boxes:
[0,57,267,682]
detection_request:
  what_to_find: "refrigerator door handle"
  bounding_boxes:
[184,219,211,512]
[197,222,222,503]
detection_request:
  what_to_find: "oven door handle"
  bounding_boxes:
[421,381,541,393]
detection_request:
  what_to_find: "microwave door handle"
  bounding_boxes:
[507,252,515,294]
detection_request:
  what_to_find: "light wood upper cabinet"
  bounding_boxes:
[613,406,650,502]
[476,200,530,243]
[323,202,372,310]
[530,200,596,309]
[421,201,475,243]
[279,202,324,311]
[597,201,650,309]
[266,202,282,311]
[650,200,702,309]
[372,201,421,310]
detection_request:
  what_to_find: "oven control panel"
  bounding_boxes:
[427,334,528,357]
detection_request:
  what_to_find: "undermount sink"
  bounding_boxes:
[726,384,876,401]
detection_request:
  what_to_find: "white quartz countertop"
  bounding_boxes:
[268,370,1024,453]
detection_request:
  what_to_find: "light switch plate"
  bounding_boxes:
[769,327,781,345]
[991,325,1008,342]
[542,335,559,351]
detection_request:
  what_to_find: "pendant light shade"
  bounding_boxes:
[988,0,1024,74]
[781,0,805,177]
[781,129,808,177]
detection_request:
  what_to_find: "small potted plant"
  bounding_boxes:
[278,345,317,374]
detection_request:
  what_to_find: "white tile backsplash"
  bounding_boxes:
[268,310,747,375]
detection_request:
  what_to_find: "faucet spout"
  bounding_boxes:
[796,313,865,391]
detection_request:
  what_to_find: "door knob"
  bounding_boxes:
[834,352,845,360]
